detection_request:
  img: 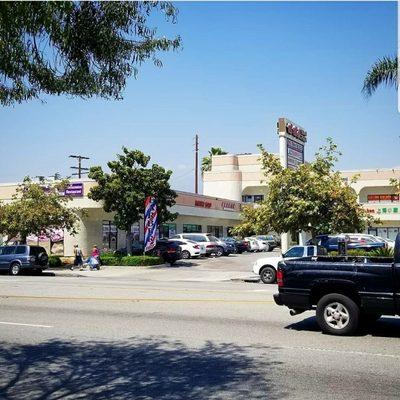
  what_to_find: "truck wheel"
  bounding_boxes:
[316,293,359,335]
[9,263,21,276]
[260,266,276,284]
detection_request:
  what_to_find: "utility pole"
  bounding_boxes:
[195,134,199,194]
[69,155,90,179]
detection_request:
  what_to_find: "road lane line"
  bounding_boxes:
[282,346,400,359]
[0,321,52,328]
[0,295,274,304]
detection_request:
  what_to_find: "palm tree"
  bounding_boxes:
[201,147,228,173]
[362,56,398,96]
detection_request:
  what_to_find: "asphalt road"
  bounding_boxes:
[0,251,399,399]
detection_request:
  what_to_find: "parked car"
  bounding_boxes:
[0,245,48,275]
[274,233,400,335]
[214,237,234,256]
[169,238,202,259]
[221,237,249,254]
[307,234,386,252]
[252,235,277,252]
[149,239,182,265]
[115,241,144,256]
[170,233,218,256]
[252,245,327,284]
[244,237,260,252]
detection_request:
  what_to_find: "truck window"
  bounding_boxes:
[284,246,304,258]
[307,246,314,256]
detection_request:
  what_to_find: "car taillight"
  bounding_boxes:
[193,245,200,249]
[206,244,214,248]
[277,270,284,287]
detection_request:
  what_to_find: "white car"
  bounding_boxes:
[252,245,322,284]
[171,233,217,256]
[169,238,203,259]
[250,236,271,252]
[245,237,260,252]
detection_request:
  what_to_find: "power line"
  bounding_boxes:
[69,155,90,179]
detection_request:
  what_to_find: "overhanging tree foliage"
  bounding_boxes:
[232,139,376,238]
[0,177,80,243]
[88,147,177,253]
[0,1,181,105]
[362,56,398,97]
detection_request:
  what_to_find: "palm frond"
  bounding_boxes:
[362,56,398,96]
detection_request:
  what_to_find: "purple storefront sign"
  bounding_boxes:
[64,182,84,197]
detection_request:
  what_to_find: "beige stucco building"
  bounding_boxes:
[203,154,400,240]
[0,180,244,256]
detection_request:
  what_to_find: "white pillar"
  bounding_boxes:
[278,129,291,252]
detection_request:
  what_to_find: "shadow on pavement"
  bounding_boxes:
[0,337,287,400]
[285,315,400,338]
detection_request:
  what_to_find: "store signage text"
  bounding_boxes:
[222,201,236,211]
[287,138,304,169]
[286,123,307,142]
[367,207,399,214]
[195,200,212,208]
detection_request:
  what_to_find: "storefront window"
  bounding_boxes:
[183,224,202,233]
[241,195,264,203]
[207,225,223,238]
[159,223,177,238]
[102,221,118,251]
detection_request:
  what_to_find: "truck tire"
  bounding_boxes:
[260,266,276,284]
[316,293,359,335]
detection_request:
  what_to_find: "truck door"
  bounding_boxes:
[393,233,400,314]
[355,258,396,315]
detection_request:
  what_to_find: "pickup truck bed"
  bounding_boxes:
[274,243,400,335]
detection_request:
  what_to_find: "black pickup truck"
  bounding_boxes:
[274,234,400,335]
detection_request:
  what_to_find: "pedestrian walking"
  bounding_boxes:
[73,244,84,271]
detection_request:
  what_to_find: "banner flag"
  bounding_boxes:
[144,196,158,252]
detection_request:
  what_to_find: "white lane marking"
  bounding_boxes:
[0,321,52,328]
[282,346,400,359]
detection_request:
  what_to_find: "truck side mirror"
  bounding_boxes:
[394,232,400,264]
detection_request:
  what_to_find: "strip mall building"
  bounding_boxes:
[203,153,400,241]
[0,180,243,256]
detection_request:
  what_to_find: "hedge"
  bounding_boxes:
[100,255,163,266]
[329,248,394,257]
[48,255,62,268]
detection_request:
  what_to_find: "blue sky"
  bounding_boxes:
[0,1,398,192]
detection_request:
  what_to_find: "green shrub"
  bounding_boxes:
[329,248,393,257]
[48,255,62,268]
[100,255,163,266]
[370,247,394,257]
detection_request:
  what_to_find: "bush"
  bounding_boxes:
[48,255,62,268]
[100,255,163,266]
[329,248,393,257]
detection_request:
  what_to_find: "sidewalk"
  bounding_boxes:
[50,265,260,282]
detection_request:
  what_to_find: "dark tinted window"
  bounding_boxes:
[15,246,27,255]
[284,247,304,258]
[307,246,315,256]
[29,247,46,256]
[327,237,338,246]
[0,246,16,255]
